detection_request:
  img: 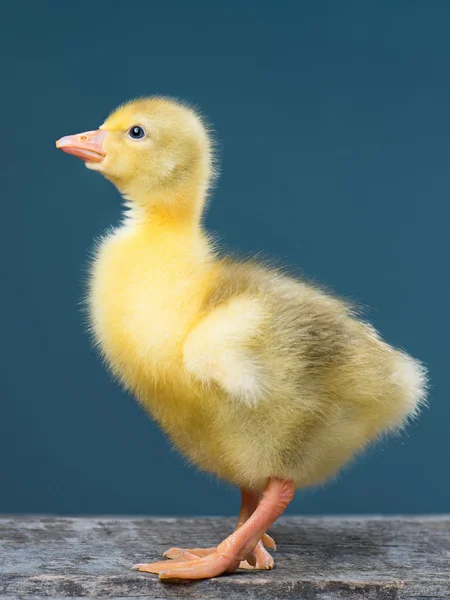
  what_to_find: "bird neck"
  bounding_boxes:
[121,178,208,231]
[119,181,211,257]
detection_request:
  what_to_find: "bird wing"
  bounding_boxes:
[182,295,269,406]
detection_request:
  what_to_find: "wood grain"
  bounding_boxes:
[0,516,449,598]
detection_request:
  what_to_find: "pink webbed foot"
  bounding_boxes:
[162,546,216,560]
[132,478,293,581]
[132,550,240,581]
[238,539,274,570]
[161,533,275,570]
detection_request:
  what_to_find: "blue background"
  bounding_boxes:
[1,1,448,516]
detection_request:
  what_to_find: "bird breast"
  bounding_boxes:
[87,222,213,392]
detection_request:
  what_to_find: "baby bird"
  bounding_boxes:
[56,97,426,581]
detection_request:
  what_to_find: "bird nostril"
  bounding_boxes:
[80,135,88,141]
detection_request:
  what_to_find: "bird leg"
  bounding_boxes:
[161,488,277,569]
[132,477,294,581]
[235,488,276,569]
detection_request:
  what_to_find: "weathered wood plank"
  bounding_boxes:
[0,517,448,599]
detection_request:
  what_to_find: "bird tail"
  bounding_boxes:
[390,350,428,422]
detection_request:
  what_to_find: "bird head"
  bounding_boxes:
[56,97,214,218]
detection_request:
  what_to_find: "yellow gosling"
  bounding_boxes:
[56,97,427,581]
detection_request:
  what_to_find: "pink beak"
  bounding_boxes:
[56,129,106,163]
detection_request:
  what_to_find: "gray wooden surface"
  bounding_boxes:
[0,516,449,599]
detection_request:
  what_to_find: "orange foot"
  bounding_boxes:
[161,531,276,570]
[132,478,293,581]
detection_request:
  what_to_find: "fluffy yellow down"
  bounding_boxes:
[87,97,427,492]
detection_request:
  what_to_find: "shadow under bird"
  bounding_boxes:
[56,97,427,582]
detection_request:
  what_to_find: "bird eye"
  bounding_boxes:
[128,126,146,140]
